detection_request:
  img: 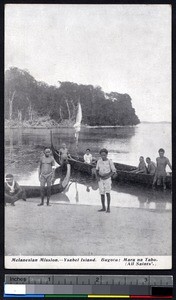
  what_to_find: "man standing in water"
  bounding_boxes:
[38,147,55,206]
[153,148,172,190]
[96,148,116,213]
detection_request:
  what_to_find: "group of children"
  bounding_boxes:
[132,148,172,190]
[5,145,172,211]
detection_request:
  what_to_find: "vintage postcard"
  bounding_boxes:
[5,4,172,269]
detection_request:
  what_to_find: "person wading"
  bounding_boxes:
[96,148,116,213]
[153,148,172,190]
[38,147,55,206]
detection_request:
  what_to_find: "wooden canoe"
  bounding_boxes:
[51,143,171,189]
[21,163,71,198]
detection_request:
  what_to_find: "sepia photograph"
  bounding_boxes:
[5,4,172,269]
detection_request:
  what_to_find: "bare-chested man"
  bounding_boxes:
[38,147,55,206]
[153,148,172,190]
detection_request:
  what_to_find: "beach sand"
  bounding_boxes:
[5,197,171,256]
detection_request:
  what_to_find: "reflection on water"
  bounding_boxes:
[17,167,172,212]
[53,126,136,158]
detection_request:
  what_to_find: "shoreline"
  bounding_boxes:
[5,199,171,256]
[5,125,137,129]
[20,199,172,210]
[5,122,171,130]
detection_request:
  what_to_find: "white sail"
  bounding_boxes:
[73,102,82,131]
[74,101,82,153]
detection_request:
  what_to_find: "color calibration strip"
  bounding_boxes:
[4,275,173,298]
[3,295,173,298]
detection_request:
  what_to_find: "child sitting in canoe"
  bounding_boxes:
[84,149,92,164]
[96,148,116,213]
[146,157,156,175]
[153,148,172,190]
[5,174,26,206]
[131,156,147,174]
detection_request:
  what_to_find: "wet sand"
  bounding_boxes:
[5,199,171,256]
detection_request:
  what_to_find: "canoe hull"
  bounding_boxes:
[21,184,63,198]
[116,170,171,187]
[51,143,171,188]
[68,158,171,188]
[21,164,71,198]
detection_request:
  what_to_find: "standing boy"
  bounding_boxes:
[153,148,172,190]
[96,148,116,213]
[84,149,92,164]
[5,174,26,206]
[59,143,70,165]
[38,147,55,206]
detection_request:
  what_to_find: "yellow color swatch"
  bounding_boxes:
[88,295,130,298]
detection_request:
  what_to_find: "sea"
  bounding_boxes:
[5,122,172,210]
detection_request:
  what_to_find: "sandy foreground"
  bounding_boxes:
[5,198,171,256]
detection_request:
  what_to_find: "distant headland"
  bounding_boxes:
[5,67,140,128]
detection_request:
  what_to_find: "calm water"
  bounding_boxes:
[5,123,172,165]
[5,123,172,210]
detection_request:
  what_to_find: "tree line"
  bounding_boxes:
[5,67,140,126]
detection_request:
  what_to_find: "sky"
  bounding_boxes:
[5,4,171,122]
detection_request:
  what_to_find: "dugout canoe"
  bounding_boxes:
[21,163,71,198]
[51,143,171,189]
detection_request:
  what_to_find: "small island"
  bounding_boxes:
[5,67,140,128]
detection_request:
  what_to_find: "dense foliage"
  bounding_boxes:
[5,67,140,126]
